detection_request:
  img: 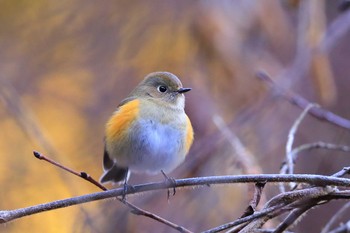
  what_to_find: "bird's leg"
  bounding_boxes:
[122,178,128,201]
[161,170,176,199]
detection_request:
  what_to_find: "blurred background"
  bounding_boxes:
[1,0,350,232]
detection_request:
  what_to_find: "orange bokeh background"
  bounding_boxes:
[1,1,350,232]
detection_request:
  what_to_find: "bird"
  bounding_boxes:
[100,71,193,185]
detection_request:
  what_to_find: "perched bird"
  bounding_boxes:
[100,72,193,184]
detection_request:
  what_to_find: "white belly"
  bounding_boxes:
[120,118,186,174]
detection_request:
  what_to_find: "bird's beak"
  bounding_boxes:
[177,87,192,94]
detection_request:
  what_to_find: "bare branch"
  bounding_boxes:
[285,103,317,174]
[238,187,334,233]
[290,143,350,167]
[201,204,285,233]
[273,202,317,233]
[321,10,350,53]
[33,151,108,191]
[1,174,350,224]
[122,201,193,233]
[241,182,266,218]
[256,71,350,130]
[203,186,332,233]
[332,167,350,178]
[280,103,318,192]
[280,142,350,191]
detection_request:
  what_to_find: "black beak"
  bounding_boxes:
[177,87,192,94]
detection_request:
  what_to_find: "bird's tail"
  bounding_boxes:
[100,164,129,184]
[100,147,129,184]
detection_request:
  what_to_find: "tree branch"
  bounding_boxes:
[285,103,317,175]
[33,151,192,233]
[256,71,350,130]
[1,174,350,224]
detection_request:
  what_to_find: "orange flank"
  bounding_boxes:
[185,115,194,154]
[106,99,140,141]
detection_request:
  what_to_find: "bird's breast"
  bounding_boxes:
[126,111,188,173]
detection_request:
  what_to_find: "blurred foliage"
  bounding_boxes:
[0,0,350,232]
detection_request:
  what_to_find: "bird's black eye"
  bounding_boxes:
[157,85,167,93]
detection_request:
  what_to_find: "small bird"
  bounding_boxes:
[100,71,193,184]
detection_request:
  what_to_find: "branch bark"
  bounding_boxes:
[1,174,350,224]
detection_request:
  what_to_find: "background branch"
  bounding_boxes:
[256,71,350,130]
[321,201,350,233]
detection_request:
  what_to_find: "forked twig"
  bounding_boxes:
[285,104,318,173]
[279,103,317,193]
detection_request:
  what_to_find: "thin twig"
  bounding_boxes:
[326,190,350,199]
[280,142,350,191]
[290,143,350,166]
[122,201,192,233]
[202,204,285,233]
[241,182,266,218]
[256,71,350,130]
[321,10,350,53]
[273,203,316,233]
[321,201,350,233]
[286,103,318,174]
[226,182,266,233]
[33,151,108,191]
[332,167,350,178]
[327,220,350,233]
[237,187,334,233]
[33,151,192,233]
[273,187,344,233]
[207,187,329,233]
